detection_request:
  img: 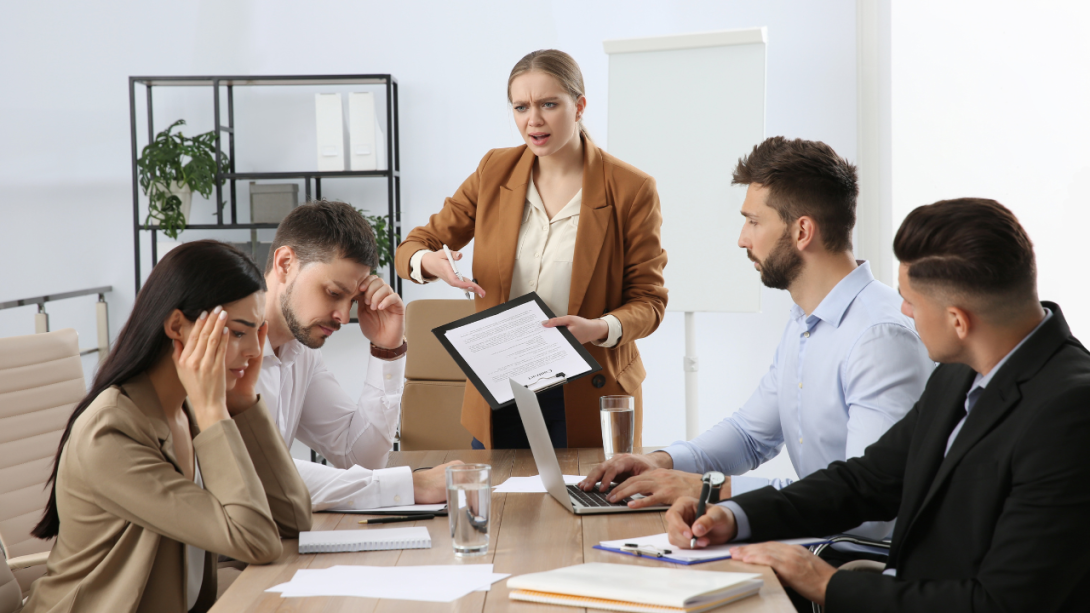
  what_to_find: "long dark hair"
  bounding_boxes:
[32,240,265,539]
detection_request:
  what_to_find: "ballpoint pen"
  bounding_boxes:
[691,471,726,549]
[622,543,673,558]
[358,514,436,524]
[442,244,473,300]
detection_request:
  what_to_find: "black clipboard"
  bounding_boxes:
[432,292,602,410]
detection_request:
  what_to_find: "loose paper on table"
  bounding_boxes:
[267,564,509,602]
[493,475,584,493]
[433,293,601,408]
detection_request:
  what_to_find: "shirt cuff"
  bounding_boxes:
[728,475,770,497]
[592,314,623,348]
[366,349,406,396]
[409,249,436,284]
[372,466,415,507]
[661,442,700,474]
[720,500,752,542]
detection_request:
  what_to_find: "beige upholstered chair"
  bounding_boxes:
[0,549,22,613]
[400,300,476,451]
[0,329,85,598]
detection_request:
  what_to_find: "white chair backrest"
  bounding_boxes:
[0,329,85,595]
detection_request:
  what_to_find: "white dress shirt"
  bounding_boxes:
[256,337,414,510]
[668,262,935,541]
[410,177,622,347]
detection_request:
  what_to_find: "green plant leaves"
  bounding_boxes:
[137,119,228,239]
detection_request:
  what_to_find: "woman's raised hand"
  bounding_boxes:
[420,250,486,297]
[225,321,267,416]
[172,306,231,430]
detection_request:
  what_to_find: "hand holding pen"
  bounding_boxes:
[419,247,486,298]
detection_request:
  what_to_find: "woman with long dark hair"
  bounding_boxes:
[23,240,311,613]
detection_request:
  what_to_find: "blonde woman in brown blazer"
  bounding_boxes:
[396,50,668,450]
[24,241,311,613]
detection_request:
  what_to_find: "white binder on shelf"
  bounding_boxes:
[315,93,345,171]
[349,92,383,171]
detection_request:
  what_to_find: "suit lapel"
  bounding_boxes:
[567,138,612,316]
[493,148,536,302]
[897,302,1071,549]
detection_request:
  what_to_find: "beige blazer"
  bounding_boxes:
[396,137,668,448]
[22,374,311,613]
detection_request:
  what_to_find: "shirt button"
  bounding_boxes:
[394,495,402,503]
[385,374,392,380]
[803,331,810,338]
[798,382,803,388]
[799,437,804,444]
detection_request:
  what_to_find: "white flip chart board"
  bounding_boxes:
[605,28,767,313]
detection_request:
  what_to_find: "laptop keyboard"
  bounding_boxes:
[566,484,631,508]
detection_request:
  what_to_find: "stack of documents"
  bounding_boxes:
[596,533,829,565]
[493,475,583,493]
[508,562,762,613]
[268,564,510,601]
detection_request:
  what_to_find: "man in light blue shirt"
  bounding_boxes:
[580,137,933,539]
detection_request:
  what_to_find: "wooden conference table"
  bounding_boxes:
[210,448,795,613]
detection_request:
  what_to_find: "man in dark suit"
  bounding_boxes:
[666,198,1090,611]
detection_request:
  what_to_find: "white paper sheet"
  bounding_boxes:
[443,299,594,405]
[266,564,509,602]
[493,474,583,493]
[599,532,828,562]
[324,503,447,514]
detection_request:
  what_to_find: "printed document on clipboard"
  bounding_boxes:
[433,293,602,410]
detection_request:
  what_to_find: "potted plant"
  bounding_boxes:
[136,119,228,239]
[357,208,394,269]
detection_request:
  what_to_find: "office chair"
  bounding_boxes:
[809,535,891,613]
[0,329,85,599]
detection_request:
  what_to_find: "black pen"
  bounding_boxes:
[358,514,435,525]
[691,481,711,549]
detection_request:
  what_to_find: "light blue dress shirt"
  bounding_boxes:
[665,262,934,540]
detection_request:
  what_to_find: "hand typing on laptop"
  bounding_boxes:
[578,452,714,509]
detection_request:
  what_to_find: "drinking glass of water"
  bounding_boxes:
[600,395,635,459]
[446,463,491,557]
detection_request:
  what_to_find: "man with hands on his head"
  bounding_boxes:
[256,200,460,511]
[580,138,932,546]
[666,199,1090,612]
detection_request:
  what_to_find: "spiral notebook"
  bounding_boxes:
[507,563,762,613]
[298,527,432,554]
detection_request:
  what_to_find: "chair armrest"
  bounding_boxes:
[6,552,48,571]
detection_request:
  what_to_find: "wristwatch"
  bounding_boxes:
[703,471,726,504]
[370,339,408,361]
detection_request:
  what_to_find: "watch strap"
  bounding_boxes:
[370,339,408,361]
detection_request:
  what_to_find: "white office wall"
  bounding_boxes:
[0,0,860,481]
[891,2,1090,338]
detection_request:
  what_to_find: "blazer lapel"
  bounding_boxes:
[567,138,612,316]
[120,373,180,469]
[493,148,536,302]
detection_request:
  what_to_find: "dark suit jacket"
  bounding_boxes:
[730,302,1090,612]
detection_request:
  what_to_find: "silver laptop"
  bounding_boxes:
[509,379,669,515]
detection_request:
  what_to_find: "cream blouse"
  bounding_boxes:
[410,177,622,347]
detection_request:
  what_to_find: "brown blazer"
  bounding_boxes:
[22,374,311,613]
[396,138,668,448]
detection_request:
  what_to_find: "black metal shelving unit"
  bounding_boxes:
[128,74,402,295]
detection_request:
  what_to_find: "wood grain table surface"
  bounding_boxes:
[209,448,795,613]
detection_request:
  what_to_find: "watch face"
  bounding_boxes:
[704,471,726,487]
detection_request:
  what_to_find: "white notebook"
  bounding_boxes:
[508,563,762,613]
[299,527,432,554]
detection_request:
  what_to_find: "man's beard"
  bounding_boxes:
[280,281,340,349]
[749,229,804,290]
